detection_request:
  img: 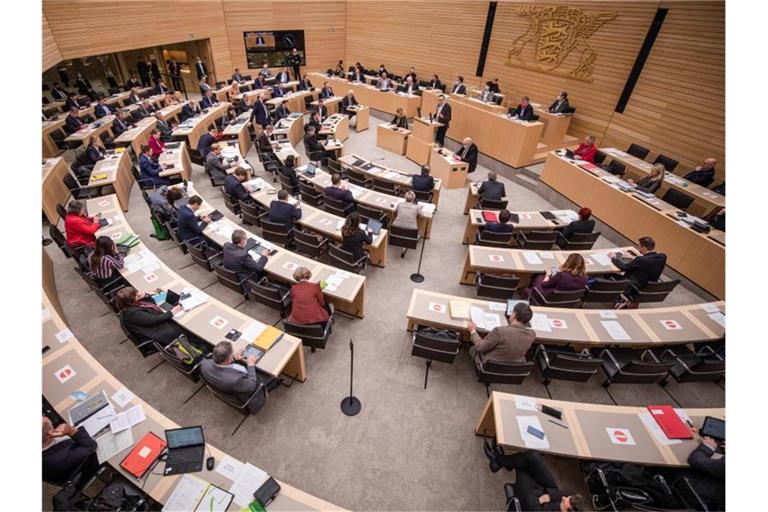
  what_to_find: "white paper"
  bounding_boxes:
[514,395,537,411]
[601,320,630,341]
[488,302,506,312]
[522,251,543,265]
[517,415,550,449]
[109,404,146,434]
[215,454,245,480]
[708,312,726,327]
[530,313,552,333]
[55,329,74,344]
[539,252,556,260]
[42,308,51,322]
[241,322,267,343]
[699,303,720,314]
[229,463,269,508]
[81,405,118,437]
[469,306,487,328]
[163,474,209,512]
[111,388,135,408]
[96,428,134,463]
[606,427,636,446]
[483,313,502,330]
[592,253,612,266]
[639,410,682,446]
[194,485,233,512]
[599,310,618,319]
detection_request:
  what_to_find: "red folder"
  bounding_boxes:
[119,431,167,479]
[482,211,498,223]
[578,162,597,170]
[646,405,693,439]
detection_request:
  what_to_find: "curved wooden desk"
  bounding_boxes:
[114,117,157,157]
[172,103,230,149]
[462,208,578,244]
[307,73,421,117]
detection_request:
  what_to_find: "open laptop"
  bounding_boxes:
[157,289,181,312]
[163,426,205,476]
[303,163,317,176]
[563,148,575,159]
[366,218,383,235]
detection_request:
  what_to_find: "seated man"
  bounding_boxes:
[304,125,335,161]
[50,82,69,101]
[411,166,435,192]
[478,172,506,200]
[200,340,268,413]
[267,190,302,227]
[205,143,235,182]
[154,113,174,140]
[94,96,115,118]
[276,66,291,84]
[557,207,595,248]
[176,195,210,245]
[324,173,355,213]
[399,76,420,95]
[65,92,84,111]
[225,168,254,203]
[342,90,359,117]
[467,302,536,369]
[200,89,218,109]
[314,98,329,122]
[483,444,585,512]
[223,229,269,285]
[298,75,314,91]
[485,209,515,233]
[197,127,219,159]
[85,136,107,165]
[274,100,291,121]
[110,111,132,137]
[138,144,170,187]
[683,158,717,187]
[137,100,156,118]
[456,137,478,173]
[685,435,725,510]
[42,416,99,486]
[610,236,666,289]
[65,107,85,133]
[256,124,277,155]
[319,82,334,99]
[279,155,300,189]
[509,96,534,121]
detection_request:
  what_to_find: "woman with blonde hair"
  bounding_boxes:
[287,267,334,326]
[629,163,665,194]
[392,191,421,257]
[528,253,588,300]
[228,81,240,103]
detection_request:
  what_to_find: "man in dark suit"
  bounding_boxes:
[314,99,329,123]
[139,144,170,187]
[195,57,208,81]
[324,173,356,213]
[50,82,68,101]
[169,59,182,91]
[150,59,161,84]
[350,68,365,83]
[478,172,506,200]
[377,64,389,76]
[684,436,725,510]
[274,100,291,121]
[176,195,210,245]
[85,136,106,165]
[111,112,131,137]
[126,75,142,90]
[137,57,151,87]
[154,113,174,140]
[456,137,478,173]
[65,108,85,133]
[289,48,303,80]
[342,91,359,117]
[137,100,156,118]
[684,158,717,187]
[483,444,585,512]
[57,64,70,87]
[256,124,277,155]
[200,341,268,413]
[406,67,418,83]
[65,92,83,111]
[205,143,236,182]
[428,75,442,90]
[200,90,218,109]
[400,76,420,95]
[276,66,291,84]
[548,91,570,114]
[434,95,452,147]
[271,83,286,98]
[154,80,169,96]
[42,416,99,486]
[94,97,114,118]
[304,125,335,161]
[451,76,466,95]
[197,128,218,159]
[231,68,244,83]
[298,75,313,90]
[199,78,212,95]
[557,207,595,247]
[126,87,142,105]
[489,78,501,94]
[319,82,334,99]
[254,75,268,90]
[509,96,534,121]
[268,190,302,226]
[411,166,435,192]
[225,168,254,203]
[250,94,270,128]
[223,229,269,283]
[610,236,667,289]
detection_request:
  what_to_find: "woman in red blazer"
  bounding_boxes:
[148,128,165,157]
[64,200,101,249]
[573,135,597,163]
[288,267,333,325]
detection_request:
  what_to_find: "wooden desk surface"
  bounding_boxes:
[113,117,157,156]
[65,115,115,143]
[406,288,725,347]
[541,153,725,298]
[462,208,577,244]
[86,195,306,379]
[274,113,306,148]
[338,153,442,202]
[308,73,421,117]
[475,391,724,468]
[172,103,230,148]
[42,157,70,225]
[158,141,192,180]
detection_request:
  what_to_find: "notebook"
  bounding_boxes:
[646,405,694,439]
[253,326,283,351]
[482,211,498,223]
[119,431,166,479]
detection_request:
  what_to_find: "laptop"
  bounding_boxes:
[163,426,205,476]
[564,148,575,159]
[244,238,261,253]
[366,218,383,235]
[506,299,529,317]
[156,289,181,312]
[208,209,224,222]
[303,163,317,176]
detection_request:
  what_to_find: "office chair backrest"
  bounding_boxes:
[261,218,293,235]
[412,189,433,203]
[627,143,650,160]
[564,106,576,115]
[478,198,509,211]
[239,200,266,226]
[49,224,72,259]
[293,229,327,259]
[412,327,461,364]
[521,230,557,242]
[248,277,291,315]
[278,174,300,196]
[560,231,600,250]
[661,188,695,211]
[327,159,343,174]
[480,359,534,384]
[323,196,347,217]
[606,160,626,176]
[213,262,246,293]
[633,279,680,303]
[356,203,386,224]
[283,319,331,350]
[372,178,398,195]
[582,278,628,305]
[548,350,603,374]
[653,154,679,172]
[56,203,67,221]
[476,230,514,247]
[531,114,540,122]
[537,288,585,308]
[479,273,520,289]
[594,150,607,165]
[221,189,241,215]
[346,168,372,188]
[329,243,366,273]
[389,225,419,250]
[62,173,81,193]
[186,241,218,271]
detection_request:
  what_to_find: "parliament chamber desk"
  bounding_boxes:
[338,153,443,207]
[463,209,579,244]
[406,289,725,347]
[87,194,308,380]
[430,146,469,189]
[65,115,116,146]
[184,184,368,319]
[268,89,316,114]
[406,117,441,166]
[540,153,725,299]
[601,147,725,218]
[158,141,193,181]
[531,104,575,148]
[454,92,507,115]
[221,111,253,156]
[346,105,370,132]
[171,103,230,149]
[114,117,156,156]
[247,177,390,267]
[474,392,724,468]
[235,87,271,106]
[274,113,306,148]
[214,81,254,103]
[301,167,435,239]
[86,151,135,211]
[311,96,343,115]
[42,157,71,224]
[41,258,342,511]
[308,73,421,117]
[459,245,632,287]
[155,102,184,123]
[376,123,411,155]
[319,113,350,142]
[421,90,544,168]
[42,117,66,158]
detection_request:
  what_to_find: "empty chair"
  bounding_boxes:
[411,327,461,389]
[283,320,332,352]
[474,355,534,396]
[293,229,329,259]
[63,174,100,199]
[515,231,557,250]
[475,230,514,248]
[475,273,519,300]
[326,159,343,175]
[328,243,367,274]
[529,288,584,308]
[356,203,388,227]
[163,221,188,253]
[627,144,650,159]
[662,188,695,211]
[49,128,69,152]
[222,189,241,216]
[239,200,267,226]
[556,231,600,250]
[260,218,294,247]
[534,345,602,385]
[346,168,373,188]
[372,178,399,195]
[324,196,349,217]
[626,278,680,305]
[213,262,248,295]
[49,225,73,259]
[655,346,725,384]
[598,348,675,387]
[604,159,626,176]
[388,225,419,258]
[581,278,629,306]
[671,477,710,511]
[478,198,509,211]
[412,189,434,204]
[593,150,607,166]
[186,241,222,272]
[189,147,204,166]
[653,154,679,172]
[298,181,324,207]
[247,277,292,317]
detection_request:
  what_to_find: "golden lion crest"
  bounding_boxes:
[506,6,617,82]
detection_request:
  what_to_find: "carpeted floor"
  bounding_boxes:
[43,109,724,511]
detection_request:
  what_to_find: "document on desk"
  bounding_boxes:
[449,300,470,319]
[110,404,146,434]
[514,395,538,411]
[241,321,268,344]
[601,320,630,341]
[162,474,209,512]
[194,484,234,512]
[517,416,550,449]
[699,303,720,314]
[592,253,612,266]
[469,306,487,329]
[80,405,118,437]
[708,312,726,327]
[638,410,682,446]
[229,463,269,508]
[522,251,543,265]
[215,454,245,481]
[111,388,135,408]
[96,428,134,463]
[530,313,552,333]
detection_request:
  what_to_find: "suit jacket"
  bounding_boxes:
[611,251,667,288]
[478,181,506,200]
[400,83,420,95]
[65,97,82,110]
[111,117,129,136]
[156,118,172,137]
[320,86,334,99]
[451,83,466,95]
[411,174,435,192]
[391,114,408,129]
[95,104,113,118]
[65,114,84,132]
[315,105,329,122]
[276,71,290,83]
[126,78,141,89]
[274,105,290,120]
[169,62,181,76]
[489,83,500,94]
[251,100,270,127]
[636,176,662,194]
[305,134,325,154]
[324,185,354,207]
[511,103,534,121]
[154,84,169,95]
[224,175,250,201]
[561,218,595,240]
[42,428,98,485]
[342,229,372,261]
[271,85,285,98]
[288,281,329,325]
[51,87,67,101]
[201,95,218,109]
[122,301,183,344]
[137,61,149,76]
[684,168,716,187]
[222,242,267,282]
[536,271,588,299]
[195,61,207,79]
[509,452,564,512]
[176,204,209,243]
[256,132,274,153]
[435,102,452,127]
[205,151,231,178]
[351,72,365,83]
[232,72,243,83]
[86,144,105,164]
[139,153,169,187]
[686,443,725,509]
[471,323,536,365]
[298,79,313,91]
[200,359,265,413]
[342,96,359,113]
[456,143,478,173]
[279,165,300,188]
[197,132,216,158]
[137,105,154,118]
[429,79,443,90]
[548,98,570,113]
[127,93,142,105]
[268,200,302,225]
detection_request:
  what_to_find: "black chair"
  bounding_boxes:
[627,144,650,159]
[662,188,695,211]
[189,147,204,166]
[478,198,508,211]
[389,226,419,258]
[594,150,607,166]
[356,204,388,227]
[222,189,241,216]
[307,150,325,165]
[598,348,674,387]
[324,196,349,217]
[656,346,725,384]
[50,128,70,151]
[653,154,679,172]
[293,229,329,259]
[604,159,626,176]
[474,354,534,396]
[475,273,519,300]
[529,288,585,308]
[247,276,292,317]
[279,174,300,196]
[56,203,68,221]
[555,231,600,250]
[299,181,324,207]
[326,159,343,175]
[130,163,157,191]
[581,278,629,306]
[239,200,267,226]
[328,243,367,273]
[411,327,461,389]
[475,230,514,248]
[49,225,73,259]
[671,477,709,511]
[199,362,269,435]
[117,313,159,357]
[283,319,332,352]
[164,221,188,254]
[213,262,248,295]
[626,279,680,305]
[412,189,434,203]
[346,168,373,188]
[260,218,294,247]
[372,178,399,196]
[534,345,602,385]
[185,241,222,271]
[63,174,100,199]
[515,231,557,250]
[504,483,523,512]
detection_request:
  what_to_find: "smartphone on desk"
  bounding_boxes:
[527,425,545,440]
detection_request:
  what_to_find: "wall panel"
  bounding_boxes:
[43,13,62,71]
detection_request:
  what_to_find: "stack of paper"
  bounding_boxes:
[162,474,209,512]
[418,202,436,215]
[530,313,552,333]
[449,300,470,319]
[109,404,146,434]
[241,321,268,344]
[601,320,630,341]
[522,252,543,265]
[229,463,269,508]
[96,429,134,463]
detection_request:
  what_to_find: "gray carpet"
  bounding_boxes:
[43,110,723,511]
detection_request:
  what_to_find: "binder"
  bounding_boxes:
[119,431,166,479]
[253,326,283,351]
[481,211,498,223]
[646,405,693,439]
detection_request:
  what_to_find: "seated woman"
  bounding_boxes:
[485,209,515,233]
[557,207,595,248]
[572,135,597,163]
[341,211,372,262]
[228,81,240,103]
[287,267,334,326]
[392,191,420,231]
[89,236,125,290]
[148,128,165,158]
[64,200,101,251]
[629,163,665,194]
[527,253,588,300]
[391,107,408,129]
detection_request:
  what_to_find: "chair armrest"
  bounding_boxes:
[241,382,267,410]
[599,349,620,369]
[640,349,661,363]
[658,348,677,362]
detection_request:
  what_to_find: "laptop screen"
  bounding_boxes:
[165,426,204,449]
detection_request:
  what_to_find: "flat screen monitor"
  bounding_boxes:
[244,30,306,69]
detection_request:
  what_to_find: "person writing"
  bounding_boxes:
[223,229,269,285]
[509,96,534,121]
[139,144,170,187]
[610,236,667,289]
[456,137,479,173]
[628,163,665,194]
[392,191,420,231]
[89,236,125,288]
[391,107,409,129]
[176,195,210,245]
[548,91,570,113]
[478,172,506,200]
[684,158,717,187]
[467,302,536,368]
[288,267,334,326]
[557,207,595,247]
[341,211,372,262]
[200,341,268,413]
[572,135,597,163]
[64,200,101,250]
[267,190,302,227]
[411,166,435,192]
[527,253,588,300]
[485,209,515,233]
[225,167,255,203]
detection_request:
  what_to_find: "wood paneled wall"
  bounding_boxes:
[222,1,346,73]
[42,13,62,72]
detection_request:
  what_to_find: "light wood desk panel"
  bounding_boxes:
[42,157,71,225]
[113,117,156,157]
[376,123,410,155]
[308,73,421,117]
[171,103,229,150]
[463,208,577,244]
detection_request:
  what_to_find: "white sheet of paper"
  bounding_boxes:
[162,474,209,512]
[514,395,537,411]
[42,308,51,322]
[639,410,682,446]
[241,322,267,343]
[109,404,146,434]
[81,405,117,437]
[55,329,74,343]
[229,463,269,507]
[215,454,245,481]
[592,253,612,266]
[699,303,720,314]
[522,251,542,265]
[484,313,502,330]
[530,313,552,333]
[488,302,506,312]
[601,320,630,341]
[194,485,233,512]
[96,428,134,463]
[517,415,550,449]
[599,310,618,319]
[111,388,135,408]
[469,306,487,329]
[539,252,556,260]
[708,312,726,327]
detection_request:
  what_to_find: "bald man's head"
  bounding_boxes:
[463,137,473,146]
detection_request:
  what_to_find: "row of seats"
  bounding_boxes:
[475,229,600,251]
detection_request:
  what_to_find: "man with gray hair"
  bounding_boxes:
[467,302,536,369]
[200,341,267,413]
[42,416,98,485]
[222,229,269,286]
